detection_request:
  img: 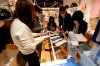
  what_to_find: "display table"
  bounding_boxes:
[40,31,88,64]
[41,40,52,63]
[40,32,68,63]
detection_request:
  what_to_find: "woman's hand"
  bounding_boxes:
[64,30,68,35]
[39,37,45,43]
[43,24,48,29]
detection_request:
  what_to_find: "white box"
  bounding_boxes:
[75,33,87,42]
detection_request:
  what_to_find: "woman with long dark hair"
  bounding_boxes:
[10,0,43,66]
[47,16,57,31]
[68,10,88,35]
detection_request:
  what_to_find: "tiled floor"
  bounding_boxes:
[0,44,19,66]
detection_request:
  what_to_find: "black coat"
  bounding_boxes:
[32,16,42,33]
[68,20,88,35]
[59,12,71,32]
[0,9,11,20]
[0,25,11,50]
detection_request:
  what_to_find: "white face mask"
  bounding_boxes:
[39,14,42,17]
[61,14,65,18]
[36,13,39,16]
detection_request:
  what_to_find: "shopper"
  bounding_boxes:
[32,5,42,33]
[68,10,88,35]
[65,5,69,13]
[59,6,71,34]
[0,21,9,53]
[0,8,11,20]
[32,5,47,36]
[33,5,47,58]
[47,16,57,32]
[10,0,43,66]
[0,8,12,53]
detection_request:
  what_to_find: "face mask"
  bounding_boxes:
[39,14,42,17]
[36,13,41,17]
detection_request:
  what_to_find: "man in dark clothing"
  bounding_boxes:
[65,5,69,12]
[0,8,11,20]
[59,6,71,32]
[0,8,12,53]
[32,5,43,58]
[0,20,11,53]
[32,5,43,33]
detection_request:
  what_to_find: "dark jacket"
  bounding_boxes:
[59,12,71,32]
[68,20,88,35]
[0,25,11,50]
[0,8,11,20]
[32,16,42,33]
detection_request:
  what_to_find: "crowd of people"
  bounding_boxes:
[59,5,87,36]
[0,0,89,66]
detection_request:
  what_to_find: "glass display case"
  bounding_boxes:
[40,30,68,63]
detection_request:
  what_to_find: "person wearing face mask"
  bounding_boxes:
[68,10,88,35]
[65,5,70,13]
[32,5,43,33]
[47,16,57,32]
[10,0,44,66]
[32,5,48,58]
[59,6,71,35]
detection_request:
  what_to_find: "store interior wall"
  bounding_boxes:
[0,0,7,8]
[78,0,93,23]
[91,0,100,17]
[63,0,80,6]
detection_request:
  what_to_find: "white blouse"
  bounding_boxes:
[10,19,37,55]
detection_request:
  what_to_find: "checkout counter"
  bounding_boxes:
[40,29,87,66]
[3,29,88,66]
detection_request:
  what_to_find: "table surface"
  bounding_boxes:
[40,30,87,63]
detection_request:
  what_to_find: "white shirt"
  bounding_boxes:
[10,19,36,55]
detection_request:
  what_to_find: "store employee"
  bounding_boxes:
[10,0,43,66]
